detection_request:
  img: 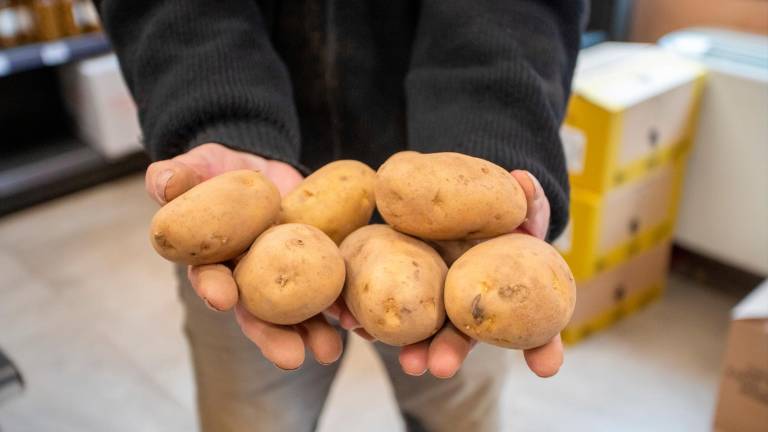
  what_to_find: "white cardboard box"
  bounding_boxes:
[59,54,142,159]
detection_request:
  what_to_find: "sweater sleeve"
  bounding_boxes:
[405,0,585,241]
[95,0,301,165]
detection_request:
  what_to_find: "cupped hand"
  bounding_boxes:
[146,143,343,370]
[336,170,564,379]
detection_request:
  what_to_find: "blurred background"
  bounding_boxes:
[0,1,766,431]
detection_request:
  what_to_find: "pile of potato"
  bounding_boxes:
[149,152,576,350]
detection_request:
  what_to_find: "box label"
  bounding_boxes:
[560,124,587,175]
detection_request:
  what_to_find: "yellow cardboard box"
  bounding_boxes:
[554,151,686,281]
[562,241,672,345]
[561,43,705,193]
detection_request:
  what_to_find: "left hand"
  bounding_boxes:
[335,170,564,379]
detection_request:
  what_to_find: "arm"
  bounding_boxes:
[96,0,301,165]
[406,0,586,240]
[97,2,345,370]
[393,0,585,378]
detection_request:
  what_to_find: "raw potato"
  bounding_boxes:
[341,225,448,346]
[281,160,376,244]
[375,152,527,240]
[150,170,281,265]
[445,233,576,350]
[234,223,346,325]
[430,238,486,266]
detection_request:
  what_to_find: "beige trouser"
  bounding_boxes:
[178,266,507,432]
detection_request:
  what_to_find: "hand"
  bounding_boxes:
[146,143,343,370]
[337,170,564,379]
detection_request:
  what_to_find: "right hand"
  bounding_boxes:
[146,143,344,370]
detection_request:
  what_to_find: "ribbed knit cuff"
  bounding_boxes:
[186,120,309,175]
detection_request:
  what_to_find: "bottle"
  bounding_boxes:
[31,0,61,41]
[57,0,78,36]
[73,0,98,33]
[0,0,20,48]
[13,0,37,43]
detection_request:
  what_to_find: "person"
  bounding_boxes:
[96,1,586,430]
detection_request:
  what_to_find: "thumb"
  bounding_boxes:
[145,143,269,205]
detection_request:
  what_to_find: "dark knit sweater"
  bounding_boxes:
[96,0,585,240]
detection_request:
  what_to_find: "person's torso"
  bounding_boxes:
[262,0,418,170]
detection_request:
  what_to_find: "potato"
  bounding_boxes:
[281,160,376,244]
[444,233,576,350]
[430,239,486,266]
[375,152,527,240]
[150,170,281,265]
[234,223,345,325]
[340,225,447,346]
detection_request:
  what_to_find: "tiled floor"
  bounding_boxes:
[0,175,739,431]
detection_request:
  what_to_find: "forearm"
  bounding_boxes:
[96,0,301,165]
[406,0,585,240]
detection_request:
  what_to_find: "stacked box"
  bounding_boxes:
[556,43,706,343]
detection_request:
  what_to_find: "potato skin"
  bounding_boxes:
[430,239,487,266]
[445,234,576,350]
[149,170,281,265]
[234,224,345,325]
[341,225,447,346]
[281,160,376,244]
[375,152,527,240]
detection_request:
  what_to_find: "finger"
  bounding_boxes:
[264,160,305,196]
[353,328,376,341]
[187,264,239,311]
[510,170,550,240]
[427,324,476,379]
[298,314,343,365]
[399,340,430,376]
[234,304,306,370]
[145,159,203,205]
[523,334,564,378]
[335,299,362,331]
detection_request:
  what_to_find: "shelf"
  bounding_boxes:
[0,139,148,216]
[0,33,111,78]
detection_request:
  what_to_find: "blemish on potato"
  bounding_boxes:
[153,233,175,250]
[498,284,529,303]
[275,274,289,288]
[480,280,491,294]
[286,238,305,248]
[471,294,484,324]
[481,167,490,174]
[420,297,437,311]
[431,190,443,205]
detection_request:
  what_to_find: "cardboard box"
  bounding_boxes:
[554,155,685,281]
[59,53,142,159]
[713,280,768,432]
[562,241,671,344]
[561,43,705,193]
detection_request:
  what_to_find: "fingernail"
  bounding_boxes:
[154,170,174,204]
[273,363,300,371]
[526,172,543,201]
[202,298,221,312]
[406,367,427,377]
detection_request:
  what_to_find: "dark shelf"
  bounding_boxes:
[0,33,111,78]
[0,139,148,216]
